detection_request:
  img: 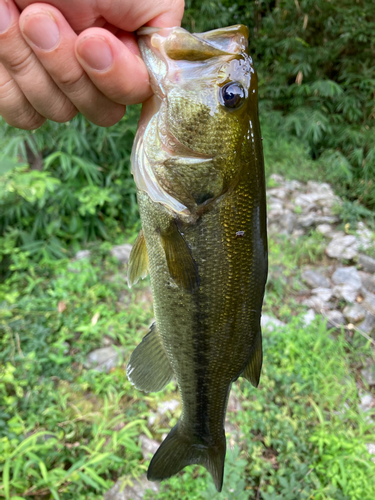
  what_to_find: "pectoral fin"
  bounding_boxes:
[161,224,199,292]
[127,229,149,288]
[242,329,262,388]
[126,323,173,393]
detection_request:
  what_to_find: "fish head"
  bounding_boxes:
[134,25,260,215]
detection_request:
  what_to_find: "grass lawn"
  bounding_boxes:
[1,229,374,499]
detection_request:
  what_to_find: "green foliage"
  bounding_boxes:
[183,0,375,210]
[0,107,140,263]
[0,249,155,499]
[2,234,374,499]
[1,1,374,267]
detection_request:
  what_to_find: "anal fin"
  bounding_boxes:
[242,328,263,387]
[127,229,149,288]
[161,223,199,292]
[126,323,173,393]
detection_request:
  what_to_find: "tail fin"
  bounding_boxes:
[147,422,226,492]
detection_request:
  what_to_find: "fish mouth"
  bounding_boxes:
[132,25,252,216]
[137,25,250,97]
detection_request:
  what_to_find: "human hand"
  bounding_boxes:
[0,0,184,129]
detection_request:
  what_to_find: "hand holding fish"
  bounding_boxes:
[0,0,184,129]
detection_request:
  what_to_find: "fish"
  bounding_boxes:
[126,24,268,492]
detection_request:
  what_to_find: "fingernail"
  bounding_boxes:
[0,0,11,34]
[22,12,60,50]
[77,36,113,71]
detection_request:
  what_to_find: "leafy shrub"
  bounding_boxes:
[184,0,375,209]
[0,107,140,264]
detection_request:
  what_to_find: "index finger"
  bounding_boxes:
[15,0,185,32]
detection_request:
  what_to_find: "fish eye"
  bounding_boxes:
[220,82,245,109]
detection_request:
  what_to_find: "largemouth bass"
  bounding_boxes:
[126,24,268,492]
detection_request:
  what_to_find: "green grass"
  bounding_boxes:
[1,233,374,499]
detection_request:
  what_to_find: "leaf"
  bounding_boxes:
[39,461,49,483]
[91,312,100,325]
[84,467,110,488]
[0,156,22,175]
[49,488,60,500]
[3,459,10,500]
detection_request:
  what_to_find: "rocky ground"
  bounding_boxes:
[81,175,375,499]
[266,174,375,341]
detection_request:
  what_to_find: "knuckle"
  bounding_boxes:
[0,75,16,99]
[7,109,46,130]
[6,47,36,76]
[90,106,126,127]
[57,68,86,93]
[52,105,78,123]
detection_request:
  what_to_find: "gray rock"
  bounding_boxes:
[270,173,284,184]
[343,303,366,323]
[359,393,373,413]
[333,284,358,303]
[104,475,159,500]
[261,314,286,332]
[75,249,91,260]
[280,211,296,234]
[358,271,375,293]
[302,309,316,326]
[148,412,157,426]
[332,267,362,290]
[316,224,333,236]
[359,254,375,273]
[110,244,133,263]
[298,214,316,228]
[312,287,333,302]
[85,346,125,372]
[292,229,305,238]
[286,180,303,190]
[139,435,159,459]
[361,290,375,316]
[325,310,346,329]
[358,312,375,335]
[356,222,373,250]
[366,443,375,459]
[315,216,339,225]
[302,296,328,311]
[302,270,331,289]
[267,187,290,199]
[326,235,358,260]
[294,193,320,208]
[362,365,375,386]
[157,399,180,416]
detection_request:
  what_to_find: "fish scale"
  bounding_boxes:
[126,25,267,491]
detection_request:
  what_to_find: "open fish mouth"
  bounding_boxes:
[131,25,255,216]
[137,25,250,98]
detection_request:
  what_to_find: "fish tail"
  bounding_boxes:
[147,421,226,492]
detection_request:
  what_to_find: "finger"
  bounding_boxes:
[0,63,45,129]
[75,28,152,105]
[98,0,185,30]
[0,0,77,123]
[15,0,185,32]
[20,4,126,126]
